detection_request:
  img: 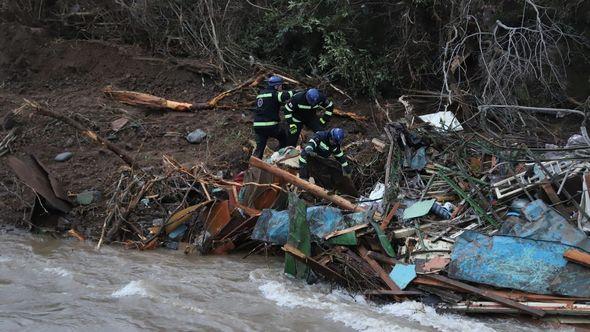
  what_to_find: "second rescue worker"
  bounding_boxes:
[284,88,335,146]
[252,75,295,159]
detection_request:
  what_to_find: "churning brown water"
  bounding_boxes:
[0,230,566,332]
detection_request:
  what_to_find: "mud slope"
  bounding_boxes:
[0,23,258,232]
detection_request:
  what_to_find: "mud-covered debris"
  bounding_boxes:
[186,129,207,144]
[76,190,101,205]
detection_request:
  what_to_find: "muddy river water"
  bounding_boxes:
[0,230,569,332]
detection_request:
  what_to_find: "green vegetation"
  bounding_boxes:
[1,0,588,102]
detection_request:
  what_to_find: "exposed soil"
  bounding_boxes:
[0,23,380,236]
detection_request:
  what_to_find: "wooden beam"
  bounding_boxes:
[424,274,545,317]
[282,244,346,283]
[324,223,368,240]
[366,250,400,265]
[358,245,403,300]
[249,156,363,212]
[380,202,400,230]
[564,249,590,268]
[364,290,423,296]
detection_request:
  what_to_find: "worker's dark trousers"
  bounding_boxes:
[253,125,287,159]
[286,115,325,147]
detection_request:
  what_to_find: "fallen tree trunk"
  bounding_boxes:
[24,100,135,166]
[103,86,194,111]
[249,156,363,212]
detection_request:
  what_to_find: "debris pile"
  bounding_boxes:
[5,73,590,324]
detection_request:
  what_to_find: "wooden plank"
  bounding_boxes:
[366,250,400,265]
[358,245,403,300]
[324,223,369,240]
[564,249,590,268]
[250,157,363,212]
[364,290,423,296]
[541,182,570,216]
[413,276,590,302]
[282,244,346,283]
[425,274,545,317]
[380,202,400,230]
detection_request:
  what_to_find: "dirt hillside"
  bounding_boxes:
[0,23,376,235]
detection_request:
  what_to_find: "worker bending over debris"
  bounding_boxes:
[252,75,295,158]
[284,88,335,146]
[299,128,351,181]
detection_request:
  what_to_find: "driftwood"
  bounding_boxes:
[103,72,267,112]
[249,156,363,212]
[24,100,135,166]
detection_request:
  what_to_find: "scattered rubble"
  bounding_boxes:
[3,73,590,326]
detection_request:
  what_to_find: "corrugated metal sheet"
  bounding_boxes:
[448,231,590,297]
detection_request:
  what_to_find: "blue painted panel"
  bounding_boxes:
[448,231,590,297]
[389,264,416,290]
[251,206,367,245]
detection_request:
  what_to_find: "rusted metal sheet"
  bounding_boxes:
[7,155,72,213]
[205,200,232,239]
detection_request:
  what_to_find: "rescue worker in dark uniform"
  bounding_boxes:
[252,75,295,159]
[299,128,351,181]
[284,88,335,146]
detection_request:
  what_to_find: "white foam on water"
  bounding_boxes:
[43,267,72,277]
[253,272,412,331]
[111,280,149,298]
[250,269,553,332]
[0,257,12,263]
[378,301,497,332]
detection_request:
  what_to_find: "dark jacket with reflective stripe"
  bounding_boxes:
[300,131,350,171]
[253,87,294,125]
[284,90,334,125]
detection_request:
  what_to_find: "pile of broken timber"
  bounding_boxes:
[246,157,590,321]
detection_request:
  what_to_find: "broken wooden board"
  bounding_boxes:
[165,200,213,234]
[358,245,403,300]
[564,249,590,268]
[424,274,545,317]
[283,243,346,283]
[324,223,369,240]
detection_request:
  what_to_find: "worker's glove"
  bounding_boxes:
[308,177,316,185]
[289,124,298,134]
[304,145,316,157]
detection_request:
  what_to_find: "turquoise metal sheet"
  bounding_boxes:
[448,231,590,297]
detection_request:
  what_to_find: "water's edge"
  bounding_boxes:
[0,231,562,332]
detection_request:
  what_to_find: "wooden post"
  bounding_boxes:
[249,156,363,212]
[425,274,545,317]
[564,249,590,268]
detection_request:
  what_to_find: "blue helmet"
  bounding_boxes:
[267,75,283,87]
[305,88,321,106]
[330,128,345,145]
